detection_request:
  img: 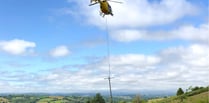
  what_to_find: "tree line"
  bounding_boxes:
[86,93,146,103]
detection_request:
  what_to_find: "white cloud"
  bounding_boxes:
[111,29,147,42]
[0,39,36,55]
[0,44,208,92]
[65,0,206,43]
[160,44,209,68]
[68,0,197,28]
[68,44,209,91]
[173,24,209,42]
[111,23,209,42]
[49,45,71,58]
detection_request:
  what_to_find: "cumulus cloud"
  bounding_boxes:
[0,39,36,55]
[64,0,205,43]
[49,45,71,58]
[54,44,208,91]
[1,44,208,92]
[111,23,209,43]
[67,0,197,28]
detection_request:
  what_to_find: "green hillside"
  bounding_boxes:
[148,86,209,103]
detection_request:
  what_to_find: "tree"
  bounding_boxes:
[176,88,184,96]
[191,86,199,91]
[86,100,91,103]
[91,93,105,103]
[132,95,142,103]
[119,100,126,103]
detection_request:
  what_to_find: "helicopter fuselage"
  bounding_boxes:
[99,0,113,16]
[90,0,113,16]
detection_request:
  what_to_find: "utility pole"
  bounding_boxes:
[108,76,113,103]
[105,75,113,103]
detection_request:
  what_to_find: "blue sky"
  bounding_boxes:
[0,0,208,93]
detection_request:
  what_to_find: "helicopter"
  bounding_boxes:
[89,0,122,17]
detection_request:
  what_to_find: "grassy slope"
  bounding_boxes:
[148,91,209,103]
[186,91,208,103]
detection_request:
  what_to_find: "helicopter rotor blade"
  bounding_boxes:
[107,0,123,3]
[89,2,99,6]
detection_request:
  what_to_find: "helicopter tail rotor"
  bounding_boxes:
[107,0,123,4]
[90,0,98,3]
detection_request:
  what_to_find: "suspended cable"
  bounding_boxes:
[105,17,113,103]
[105,17,111,78]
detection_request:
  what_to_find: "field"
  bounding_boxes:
[0,95,130,103]
[0,97,9,103]
[0,95,89,103]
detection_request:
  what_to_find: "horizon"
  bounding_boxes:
[0,89,176,97]
[0,0,208,93]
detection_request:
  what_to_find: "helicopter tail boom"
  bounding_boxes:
[89,2,99,6]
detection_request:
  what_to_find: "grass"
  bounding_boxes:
[147,98,164,103]
[148,91,209,103]
[185,91,208,103]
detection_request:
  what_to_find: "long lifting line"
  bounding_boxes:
[105,17,113,103]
